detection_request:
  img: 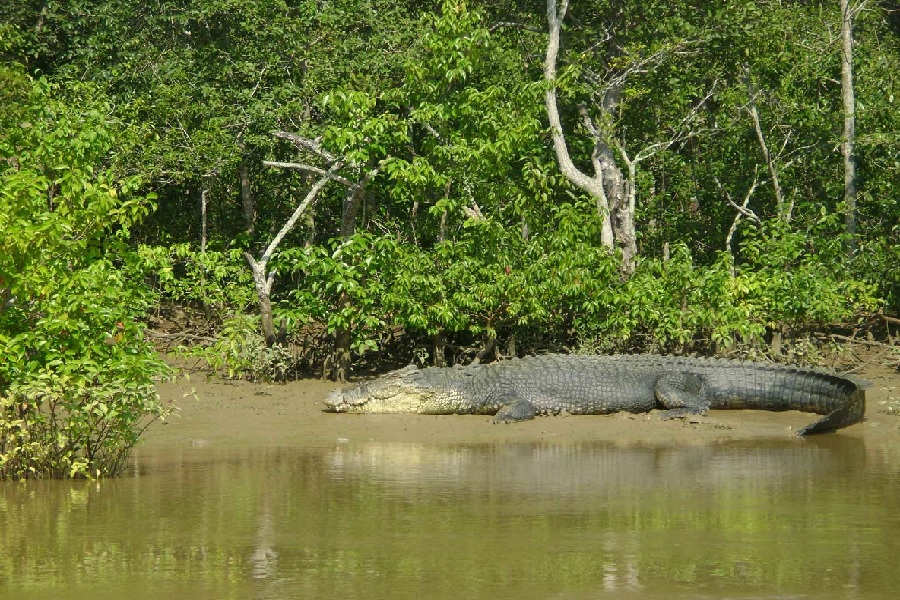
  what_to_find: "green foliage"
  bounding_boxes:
[130,244,256,319]
[385,1,547,239]
[0,68,169,479]
[281,234,391,357]
[320,90,410,166]
[735,221,879,327]
[579,241,878,355]
[275,204,878,367]
[382,226,540,343]
[183,314,293,382]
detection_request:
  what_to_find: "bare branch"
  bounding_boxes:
[744,68,787,221]
[578,105,601,140]
[719,176,762,223]
[581,27,614,56]
[586,38,705,107]
[632,136,678,164]
[631,84,717,164]
[272,131,339,163]
[577,105,605,176]
[463,202,486,221]
[489,21,543,34]
[679,81,719,129]
[718,172,761,261]
[544,0,599,194]
[420,121,443,141]
[850,0,870,19]
[263,160,352,186]
[253,174,334,280]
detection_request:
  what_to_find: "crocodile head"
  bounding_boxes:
[324,365,447,414]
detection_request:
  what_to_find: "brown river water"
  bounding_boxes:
[2,370,900,599]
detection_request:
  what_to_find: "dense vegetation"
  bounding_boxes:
[0,65,171,478]
[2,1,899,476]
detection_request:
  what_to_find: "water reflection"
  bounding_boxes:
[325,438,868,494]
[1,438,898,600]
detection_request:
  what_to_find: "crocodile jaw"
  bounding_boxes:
[325,386,434,413]
[324,365,437,413]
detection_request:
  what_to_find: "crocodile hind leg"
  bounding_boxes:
[654,372,711,420]
[493,394,538,423]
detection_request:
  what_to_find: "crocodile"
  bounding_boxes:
[324,354,867,435]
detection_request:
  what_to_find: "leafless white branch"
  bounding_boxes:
[272,131,339,163]
[262,160,352,186]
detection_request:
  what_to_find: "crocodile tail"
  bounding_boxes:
[796,387,867,436]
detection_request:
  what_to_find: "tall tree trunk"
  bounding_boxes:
[240,158,256,235]
[200,189,208,253]
[616,162,638,274]
[545,3,715,275]
[432,332,448,367]
[255,278,277,346]
[339,182,366,239]
[545,0,646,275]
[596,83,633,272]
[840,0,858,257]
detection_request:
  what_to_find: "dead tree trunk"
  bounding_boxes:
[615,152,640,274]
[200,189,208,253]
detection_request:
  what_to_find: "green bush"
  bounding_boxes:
[274,210,878,369]
[0,68,170,479]
[280,233,393,357]
[182,314,293,381]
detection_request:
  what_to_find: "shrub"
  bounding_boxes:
[1,69,170,479]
